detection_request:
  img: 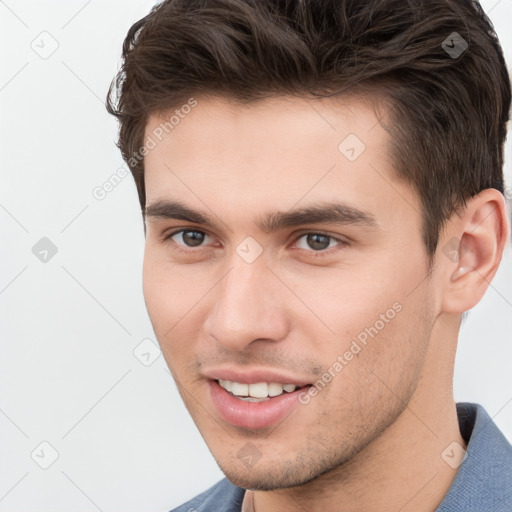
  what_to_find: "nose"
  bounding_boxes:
[203,258,290,352]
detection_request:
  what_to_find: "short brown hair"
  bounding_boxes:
[106,0,511,257]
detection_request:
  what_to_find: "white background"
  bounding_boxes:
[1,1,511,511]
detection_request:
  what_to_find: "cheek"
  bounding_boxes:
[341,289,432,399]
[142,249,187,344]
[142,248,213,362]
[284,264,407,343]
[143,250,169,330]
[143,243,193,317]
[306,299,432,441]
[292,255,430,385]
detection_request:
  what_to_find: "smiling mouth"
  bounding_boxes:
[208,378,312,429]
[216,379,310,401]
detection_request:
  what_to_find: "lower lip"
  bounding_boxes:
[208,380,311,429]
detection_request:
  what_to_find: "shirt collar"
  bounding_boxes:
[436,402,512,511]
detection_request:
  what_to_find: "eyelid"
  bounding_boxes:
[292,229,349,243]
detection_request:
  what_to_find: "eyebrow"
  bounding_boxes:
[144,199,378,232]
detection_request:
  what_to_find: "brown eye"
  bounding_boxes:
[295,233,343,252]
[169,230,207,247]
[306,234,330,250]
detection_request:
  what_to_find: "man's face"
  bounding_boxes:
[142,95,436,490]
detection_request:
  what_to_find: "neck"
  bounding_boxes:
[252,315,466,512]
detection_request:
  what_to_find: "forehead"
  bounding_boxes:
[144,93,385,159]
[144,94,386,175]
[142,94,418,230]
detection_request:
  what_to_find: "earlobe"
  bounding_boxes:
[441,189,509,314]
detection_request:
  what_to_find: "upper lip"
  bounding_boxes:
[203,367,312,387]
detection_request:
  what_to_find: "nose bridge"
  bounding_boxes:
[205,255,288,350]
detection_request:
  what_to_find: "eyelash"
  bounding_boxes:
[162,229,347,257]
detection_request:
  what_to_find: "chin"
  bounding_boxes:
[218,460,323,491]
[223,472,306,491]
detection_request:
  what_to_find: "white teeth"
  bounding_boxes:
[268,382,284,397]
[218,379,232,392]
[218,380,299,398]
[231,382,249,396]
[248,382,268,398]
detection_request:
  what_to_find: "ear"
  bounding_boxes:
[439,188,510,314]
